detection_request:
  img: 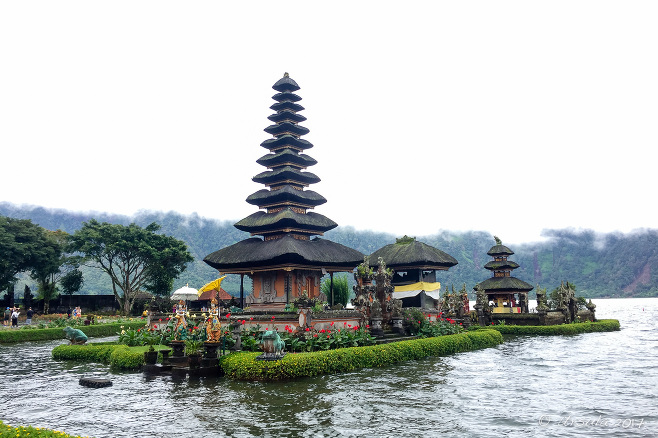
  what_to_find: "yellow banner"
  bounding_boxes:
[394,281,441,293]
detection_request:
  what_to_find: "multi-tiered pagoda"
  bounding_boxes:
[204,73,364,308]
[475,236,533,313]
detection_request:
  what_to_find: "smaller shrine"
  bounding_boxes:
[369,236,458,308]
[474,236,533,314]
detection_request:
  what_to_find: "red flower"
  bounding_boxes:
[153,325,157,329]
[327,335,330,339]
[241,320,245,324]
[491,322,494,325]
[250,317,253,320]
[353,326,358,331]
[158,319,162,322]
[193,326,198,330]
[313,334,318,338]
[348,324,352,328]
[366,325,370,328]
[271,316,275,320]
[305,327,310,331]
[265,328,268,331]
[226,313,231,319]
[320,329,325,333]
[330,321,335,326]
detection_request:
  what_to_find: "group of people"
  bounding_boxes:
[3,306,34,328]
[67,306,82,319]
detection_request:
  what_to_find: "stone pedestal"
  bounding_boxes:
[474,304,486,326]
[203,342,220,359]
[231,322,242,351]
[391,318,404,335]
[160,349,171,365]
[170,341,185,357]
[370,317,384,337]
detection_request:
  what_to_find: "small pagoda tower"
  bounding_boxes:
[204,73,364,308]
[475,236,533,313]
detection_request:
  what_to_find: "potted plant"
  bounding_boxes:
[143,330,160,364]
[185,339,204,367]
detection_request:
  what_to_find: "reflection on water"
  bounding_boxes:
[1,299,657,438]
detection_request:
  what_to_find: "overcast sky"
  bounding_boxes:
[2,1,656,244]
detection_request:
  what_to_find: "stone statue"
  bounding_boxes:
[391,299,403,318]
[63,326,88,344]
[172,300,188,340]
[205,296,222,343]
[256,330,286,361]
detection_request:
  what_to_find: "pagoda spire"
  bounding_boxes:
[235,73,337,241]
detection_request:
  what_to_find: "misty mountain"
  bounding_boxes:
[2,202,656,298]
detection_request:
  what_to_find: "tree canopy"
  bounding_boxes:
[0,216,53,292]
[67,219,193,314]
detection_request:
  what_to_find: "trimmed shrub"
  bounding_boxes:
[220,329,503,381]
[0,321,146,344]
[488,319,620,336]
[0,421,88,438]
[52,343,146,370]
[109,346,144,370]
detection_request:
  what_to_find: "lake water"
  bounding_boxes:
[1,298,656,438]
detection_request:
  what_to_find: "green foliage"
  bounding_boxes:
[0,421,89,438]
[52,342,146,370]
[109,346,144,370]
[320,273,351,306]
[0,321,145,343]
[60,269,84,296]
[67,219,193,315]
[401,308,463,337]
[489,319,620,335]
[0,216,53,291]
[220,330,503,380]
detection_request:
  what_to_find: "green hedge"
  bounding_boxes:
[489,319,620,336]
[0,321,146,343]
[220,329,504,381]
[52,343,146,370]
[0,421,89,438]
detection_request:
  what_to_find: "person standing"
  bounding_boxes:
[26,307,34,325]
[11,307,19,328]
[3,307,9,327]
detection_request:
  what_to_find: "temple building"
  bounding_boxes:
[475,236,533,313]
[204,73,364,309]
[369,236,458,308]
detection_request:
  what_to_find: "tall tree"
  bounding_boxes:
[0,216,51,292]
[30,230,69,313]
[68,220,193,314]
[61,269,84,307]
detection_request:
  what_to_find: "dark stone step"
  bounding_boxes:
[79,377,112,388]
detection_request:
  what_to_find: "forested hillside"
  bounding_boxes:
[2,202,656,298]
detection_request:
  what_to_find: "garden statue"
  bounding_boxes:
[256,330,286,361]
[205,296,222,342]
[172,300,188,340]
[63,326,88,344]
